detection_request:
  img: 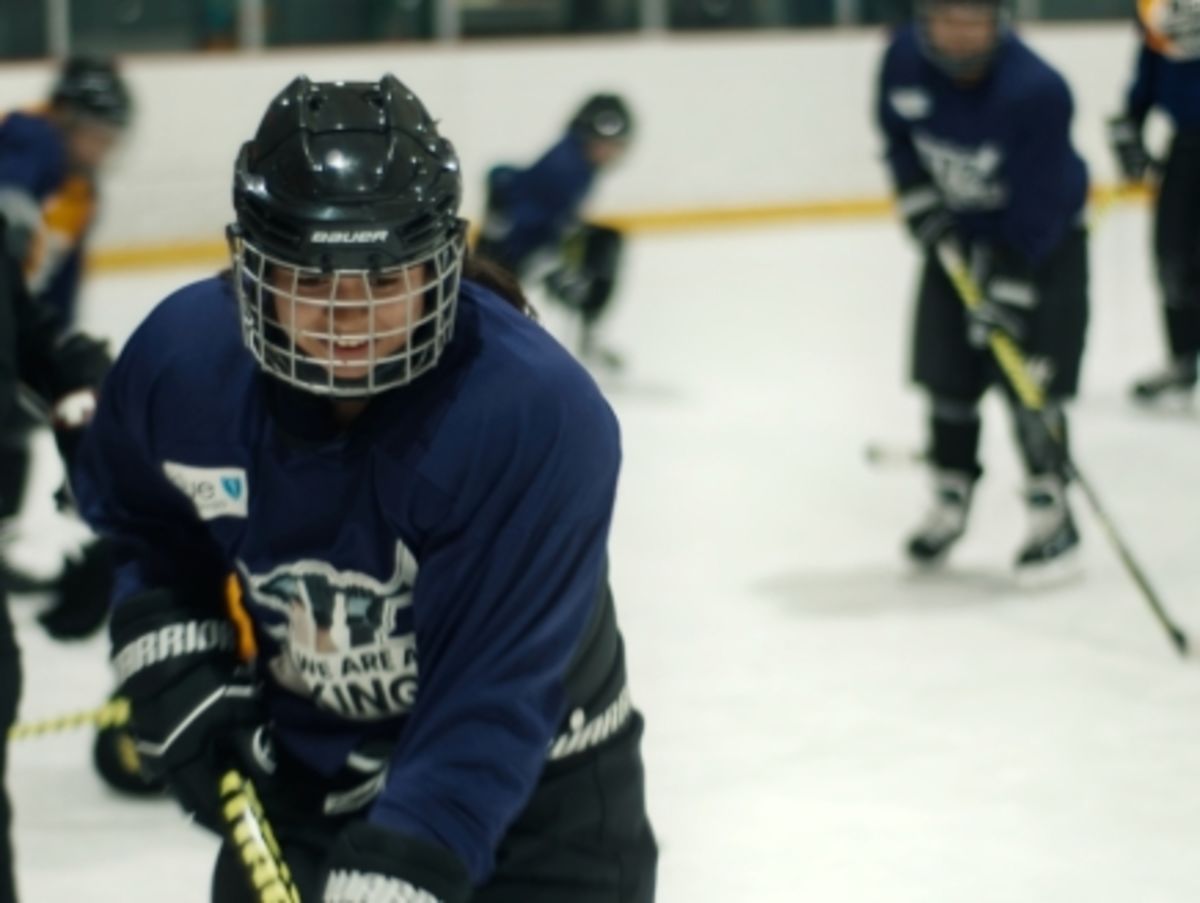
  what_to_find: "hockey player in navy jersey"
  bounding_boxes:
[1109,2,1200,405]
[876,0,1090,574]
[475,93,633,370]
[0,56,131,638]
[74,75,655,903]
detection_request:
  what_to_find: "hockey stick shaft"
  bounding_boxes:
[864,441,927,467]
[8,696,130,741]
[219,768,302,903]
[936,241,1189,656]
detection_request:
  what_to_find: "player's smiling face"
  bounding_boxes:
[268,264,430,382]
[926,5,998,67]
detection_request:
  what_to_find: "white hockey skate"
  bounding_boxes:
[906,470,974,566]
[1014,474,1080,585]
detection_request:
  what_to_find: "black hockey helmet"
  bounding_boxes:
[50,56,132,128]
[916,0,1010,79]
[570,93,634,143]
[229,75,467,397]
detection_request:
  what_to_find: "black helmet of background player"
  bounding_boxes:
[49,56,132,172]
[229,74,466,398]
[570,93,633,168]
[916,0,1009,81]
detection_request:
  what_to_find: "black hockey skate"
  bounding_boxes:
[1015,475,1080,582]
[1130,360,1197,407]
[906,470,973,565]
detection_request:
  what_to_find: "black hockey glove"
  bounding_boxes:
[1107,115,1154,183]
[34,330,110,475]
[967,248,1034,350]
[319,821,473,903]
[92,692,167,798]
[110,587,264,833]
[48,331,112,398]
[37,537,114,640]
[899,181,957,249]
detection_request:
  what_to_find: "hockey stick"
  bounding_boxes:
[865,441,927,468]
[219,767,302,903]
[8,696,130,741]
[936,240,1189,657]
[9,709,301,898]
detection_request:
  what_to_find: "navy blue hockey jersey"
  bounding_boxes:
[877,24,1088,265]
[483,132,596,270]
[74,276,622,884]
[1125,42,1200,132]
[1129,2,1200,130]
[0,110,94,327]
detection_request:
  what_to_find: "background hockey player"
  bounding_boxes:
[75,75,656,902]
[0,56,131,638]
[0,210,113,902]
[875,0,1090,575]
[475,92,633,370]
[1109,0,1200,405]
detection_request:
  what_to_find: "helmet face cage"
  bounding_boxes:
[233,223,465,398]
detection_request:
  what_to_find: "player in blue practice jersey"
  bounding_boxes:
[0,56,131,639]
[876,0,1090,575]
[1109,1,1200,404]
[475,94,633,370]
[74,75,656,903]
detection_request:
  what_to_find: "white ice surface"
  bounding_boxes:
[9,205,1200,901]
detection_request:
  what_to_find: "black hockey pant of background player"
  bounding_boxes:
[912,227,1089,477]
[210,714,657,902]
[0,216,23,903]
[0,596,20,903]
[1153,130,1200,358]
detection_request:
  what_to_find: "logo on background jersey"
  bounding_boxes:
[913,132,1006,211]
[243,542,420,721]
[888,87,932,121]
[1140,0,1200,60]
[162,462,249,520]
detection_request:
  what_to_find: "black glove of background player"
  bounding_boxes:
[967,245,1035,350]
[899,181,958,249]
[1107,114,1154,183]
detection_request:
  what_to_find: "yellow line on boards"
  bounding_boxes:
[87,184,1151,275]
[90,239,229,273]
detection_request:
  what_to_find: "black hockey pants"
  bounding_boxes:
[0,593,20,903]
[1154,131,1200,357]
[211,713,657,903]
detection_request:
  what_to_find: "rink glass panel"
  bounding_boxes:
[1,0,1140,58]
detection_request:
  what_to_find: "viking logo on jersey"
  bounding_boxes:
[1140,0,1200,60]
[242,542,420,721]
[913,132,1006,211]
